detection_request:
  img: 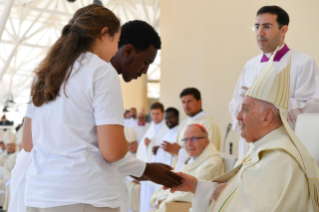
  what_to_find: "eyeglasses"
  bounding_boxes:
[181,136,206,144]
[252,25,282,32]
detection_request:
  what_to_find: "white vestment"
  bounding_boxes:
[131,122,150,144]
[191,126,318,212]
[125,117,137,128]
[149,143,224,212]
[136,120,169,163]
[136,120,169,212]
[229,44,319,159]
[3,151,18,210]
[153,125,179,166]
[8,150,31,212]
[174,111,221,167]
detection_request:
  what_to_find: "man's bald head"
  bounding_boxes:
[182,125,209,157]
[137,112,146,125]
[237,96,283,143]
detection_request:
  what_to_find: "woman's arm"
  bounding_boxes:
[22,117,33,152]
[97,125,128,162]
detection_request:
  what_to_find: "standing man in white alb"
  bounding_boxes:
[136,102,169,212]
[152,107,180,187]
[229,5,319,160]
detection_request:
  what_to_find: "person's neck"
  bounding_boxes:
[188,109,202,118]
[252,123,283,143]
[110,55,122,75]
[263,42,285,54]
[154,120,163,125]
[168,124,178,129]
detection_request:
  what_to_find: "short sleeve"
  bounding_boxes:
[25,97,33,119]
[93,66,124,126]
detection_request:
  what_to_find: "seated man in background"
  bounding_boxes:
[149,124,224,212]
[131,112,150,143]
[125,127,138,155]
[0,131,17,166]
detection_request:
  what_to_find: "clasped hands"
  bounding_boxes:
[163,172,226,201]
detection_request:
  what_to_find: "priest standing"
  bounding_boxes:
[229,5,319,159]
[136,102,169,212]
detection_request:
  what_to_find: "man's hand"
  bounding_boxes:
[145,138,151,147]
[163,172,198,194]
[152,146,160,155]
[240,86,249,97]
[161,141,181,155]
[143,163,183,188]
[212,183,226,201]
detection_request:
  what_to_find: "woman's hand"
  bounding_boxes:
[163,172,198,194]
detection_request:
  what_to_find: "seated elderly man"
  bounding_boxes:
[168,49,319,211]
[148,124,224,212]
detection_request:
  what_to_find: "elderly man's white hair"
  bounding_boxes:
[253,98,283,125]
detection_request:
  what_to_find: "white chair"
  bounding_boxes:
[295,113,319,166]
[220,153,238,172]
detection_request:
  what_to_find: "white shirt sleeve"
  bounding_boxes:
[287,58,319,130]
[190,180,217,212]
[228,66,246,134]
[93,67,124,126]
[116,154,147,177]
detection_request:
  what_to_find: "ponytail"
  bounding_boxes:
[31,4,120,107]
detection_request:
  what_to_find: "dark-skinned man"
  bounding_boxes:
[162,88,221,170]
[152,107,180,189]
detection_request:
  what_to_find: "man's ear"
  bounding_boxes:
[123,44,135,58]
[281,25,288,37]
[261,110,273,127]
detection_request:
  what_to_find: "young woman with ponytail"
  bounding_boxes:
[22,4,127,212]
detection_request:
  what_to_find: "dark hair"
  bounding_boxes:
[257,6,289,27]
[130,107,137,111]
[31,4,120,107]
[180,87,201,100]
[150,102,164,112]
[119,20,161,51]
[165,107,179,117]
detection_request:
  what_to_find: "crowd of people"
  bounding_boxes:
[0,3,318,212]
[121,87,223,212]
[0,116,24,211]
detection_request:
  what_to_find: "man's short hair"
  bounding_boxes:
[257,6,290,27]
[119,20,161,51]
[180,87,201,100]
[150,102,164,112]
[130,107,137,111]
[165,107,179,117]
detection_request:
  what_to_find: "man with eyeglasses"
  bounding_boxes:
[148,124,223,212]
[229,5,319,160]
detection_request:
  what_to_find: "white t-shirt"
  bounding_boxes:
[25,52,125,208]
